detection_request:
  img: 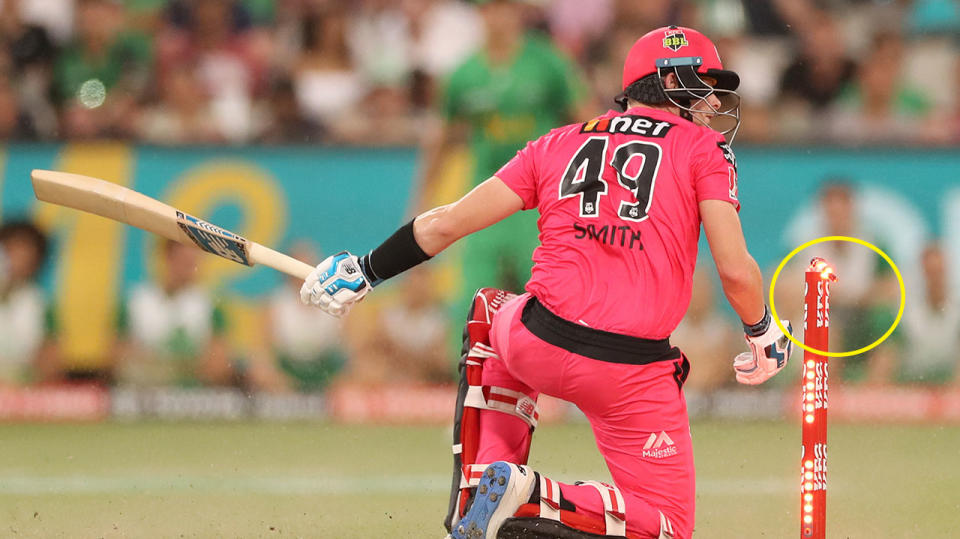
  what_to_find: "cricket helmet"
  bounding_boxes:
[616,26,742,140]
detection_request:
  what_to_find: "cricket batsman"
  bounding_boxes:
[301,26,794,539]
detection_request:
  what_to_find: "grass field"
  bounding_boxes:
[1,420,958,538]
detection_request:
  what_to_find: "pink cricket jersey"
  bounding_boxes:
[495,106,739,339]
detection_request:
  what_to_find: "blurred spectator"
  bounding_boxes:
[348,0,482,92]
[354,266,451,385]
[333,84,426,146]
[136,64,222,144]
[834,258,904,385]
[156,0,268,143]
[258,77,325,144]
[611,0,677,30]
[672,268,740,393]
[1,0,58,138]
[0,75,29,139]
[812,182,880,359]
[113,240,233,387]
[781,179,915,385]
[14,0,75,44]
[826,31,936,145]
[242,0,275,27]
[248,243,347,393]
[54,0,152,139]
[123,0,167,34]
[546,0,614,60]
[346,0,488,135]
[816,182,874,300]
[710,33,786,143]
[779,180,880,369]
[583,15,645,119]
[742,0,791,37]
[419,0,590,333]
[291,3,364,140]
[402,0,483,80]
[776,9,858,140]
[0,220,58,385]
[899,244,959,385]
[348,0,413,88]
[703,1,791,143]
[263,0,307,79]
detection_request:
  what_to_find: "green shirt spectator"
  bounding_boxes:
[419,5,589,349]
[438,30,588,339]
[113,240,233,388]
[442,33,587,186]
[114,285,228,388]
[0,220,58,385]
[54,30,152,104]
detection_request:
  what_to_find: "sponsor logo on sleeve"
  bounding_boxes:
[717,141,738,200]
[717,141,737,170]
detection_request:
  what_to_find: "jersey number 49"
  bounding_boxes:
[559,136,662,222]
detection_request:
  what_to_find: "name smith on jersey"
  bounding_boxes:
[572,222,643,250]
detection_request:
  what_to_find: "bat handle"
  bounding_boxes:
[249,243,315,280]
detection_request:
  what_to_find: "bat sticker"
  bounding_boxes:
[176,211,251,265]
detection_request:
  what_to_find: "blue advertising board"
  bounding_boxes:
[2,143,958,369]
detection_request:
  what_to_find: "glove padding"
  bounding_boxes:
[299,251,371,317]
[733,319,794,385]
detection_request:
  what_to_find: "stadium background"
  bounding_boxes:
[1,0,959,537]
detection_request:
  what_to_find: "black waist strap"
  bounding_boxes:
[520,296,677,365]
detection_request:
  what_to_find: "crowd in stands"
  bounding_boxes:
[0,0,958,146]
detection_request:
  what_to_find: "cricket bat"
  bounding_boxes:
[30,169,315,280]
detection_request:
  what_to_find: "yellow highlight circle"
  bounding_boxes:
[769,235,906,358]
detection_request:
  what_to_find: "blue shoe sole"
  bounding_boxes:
[452,462,513,539]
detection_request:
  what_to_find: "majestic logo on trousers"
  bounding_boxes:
[643,431,678,459]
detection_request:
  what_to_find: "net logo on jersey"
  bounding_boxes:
[663,29,689,52]
[176,211,251,265]
[580,115,675,138]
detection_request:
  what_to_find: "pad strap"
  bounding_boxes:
[463,385,539,428]
[539,474,562,521]
[578,481,627,537]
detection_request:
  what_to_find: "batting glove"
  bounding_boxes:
[299,251,371,317]
[733,307,793,385]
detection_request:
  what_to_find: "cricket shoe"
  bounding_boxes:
[451,461,536,539]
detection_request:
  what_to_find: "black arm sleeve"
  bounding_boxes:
[357,219,432,286]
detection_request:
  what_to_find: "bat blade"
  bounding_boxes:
[174,210,252,266]
[30,169,314,280]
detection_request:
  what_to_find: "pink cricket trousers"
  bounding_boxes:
[477,293,695,538]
